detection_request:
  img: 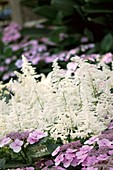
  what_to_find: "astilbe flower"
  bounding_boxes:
[1,56,113,141]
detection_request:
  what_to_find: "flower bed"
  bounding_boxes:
[0,22,113,82]
[0,56,113,169]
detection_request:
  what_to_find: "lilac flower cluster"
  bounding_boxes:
[35,159,66,170]
[0,23,70,80]
[0,130,47,153]
[45,141,82,169]
[81,52,113,63]
[1,22,113,82]
[2,22,21,43]
[51,121,113,170]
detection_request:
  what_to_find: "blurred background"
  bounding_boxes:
[0,0,113,82]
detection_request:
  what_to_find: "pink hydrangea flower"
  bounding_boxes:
[109,150,113,155]
[9,139,23,153]
[55,153,64,166]
[0,137,11,147]
[25,167,34,170]
[76,145,93,164]
[82,155,97,167]
[97,154,109,161]
[52,146,60,156]
[97,138,112,148]
[102,53,113,63]
[84,136,99,145]
[27,130,47,144]
[63,158,72,168]
[82,167,98,170]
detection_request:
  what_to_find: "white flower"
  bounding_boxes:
[0,56,113,142]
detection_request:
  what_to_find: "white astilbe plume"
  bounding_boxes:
[0,56,113,141]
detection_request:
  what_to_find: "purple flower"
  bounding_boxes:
[2,73,10,80]
[55,153,64,166]
[55,167,66,170]
[0,137,11,147]
[45,56,55,63]
[109,150,113,155]
[10,44,21,51]
[9,139,23,153]
[97,154,109,161]
[27,130,47,144]
[97,138,112,147]
[63,158,72,168]
[37,44,47,52]
[84,136,99,145]
[45,160,54,167]
[15,59,23,68]
[2,22,21,43]
[102,53,113,63]
[76,145,93,164]
[32,56,40,65]
[82,168,98,170]
[7,131,29,140]
[25,167,34,170]
[5,58,12,64]
[82,155,97,166]
[80,37,88,43]
[0,66,7,72]
[16,167,34,170]
[52,146,60,156]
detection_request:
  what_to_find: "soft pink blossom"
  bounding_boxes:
[55,154,64,166]
[9,139,23,153]
[102,53,113,63]
[0,137,11,147]
[97,138,112,147]
[27,130,47,144]
[52,146,60,156]
[84,136,99,145]
[97,154,109,161]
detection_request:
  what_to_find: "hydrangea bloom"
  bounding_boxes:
[0,137,11,147]
[50,122,113,169]
[9,139,23,153]
[51,141,82,169]
[27,130,47,144]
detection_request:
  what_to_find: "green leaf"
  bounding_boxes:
[101,33,113,52]
[21,28,51,38]
[51,0,76,15]
[0,158,6,169]
[46,143,60,154]
[85,0,113,4]
[82,4,113,13]
[53,11,63,25]
[4,162,30,169]
[4,47,13,57]
[87,16,109,26]
[34,5,58,19]
[49,26,67,43]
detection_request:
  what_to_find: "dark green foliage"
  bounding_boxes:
[20,0,113,53]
